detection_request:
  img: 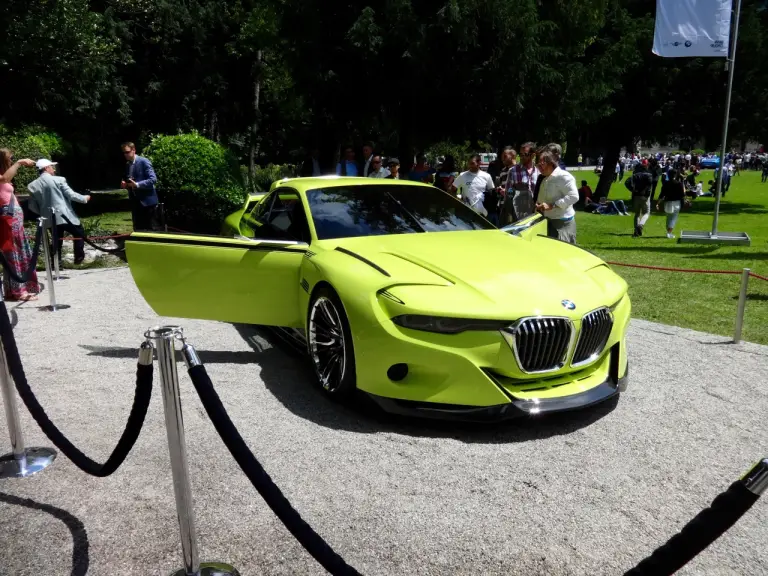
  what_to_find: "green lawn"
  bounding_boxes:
[571,168,768,344]
[77,190,134,236]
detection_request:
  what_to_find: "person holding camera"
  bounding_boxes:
[121,142,160,231]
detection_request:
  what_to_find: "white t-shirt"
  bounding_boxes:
[453,170,494,214]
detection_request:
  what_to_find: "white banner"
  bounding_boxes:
[653,0,732,58]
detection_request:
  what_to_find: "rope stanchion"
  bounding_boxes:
[148,326,239,576]
[0,291,56,478]
[0,220,44,285]
[624,458,767,576]
[0,301,153,477]
[50,208,60,281]
[181,339,363,576]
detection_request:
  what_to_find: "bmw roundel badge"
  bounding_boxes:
[561,300,576,311]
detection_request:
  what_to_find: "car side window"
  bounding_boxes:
[257,188,311,243]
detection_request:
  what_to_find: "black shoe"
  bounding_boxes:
[637,226,644,237]
[74,257,84,265]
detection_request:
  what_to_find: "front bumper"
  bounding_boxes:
[368,349,629,423]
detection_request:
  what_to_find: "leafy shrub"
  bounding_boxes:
[144,132,245,234]
[425,141,475,170]
[691,149,706,156]
[0,125,65,191]
[244,163,298,192]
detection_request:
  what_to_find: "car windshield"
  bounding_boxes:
[306,184,495,240]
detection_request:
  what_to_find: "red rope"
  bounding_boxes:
[606,261,742,275]
[749,272,768,282]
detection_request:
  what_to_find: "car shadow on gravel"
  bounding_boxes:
[234,324,619,444]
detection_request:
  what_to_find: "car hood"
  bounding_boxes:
[327,230,626,318]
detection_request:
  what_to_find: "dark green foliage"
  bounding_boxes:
[245,164,299,193]
[0,125,66,191]
[144,133,245,233]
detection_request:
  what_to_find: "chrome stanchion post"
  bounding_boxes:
[0,291,56,478]
[148,326,239,576]
[50,208,60,281]
[39,217,57,311]
[743,458,768,496]
[733,268,750,343]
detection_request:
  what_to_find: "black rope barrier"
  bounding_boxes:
[59,214,126,254]
[0,301,153,477]
[186,362,363,576]
[624,479,761,575]
[0,220,44,284]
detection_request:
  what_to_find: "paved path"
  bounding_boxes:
[0,267,766,575]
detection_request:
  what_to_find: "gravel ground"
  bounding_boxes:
[0,267,766,576]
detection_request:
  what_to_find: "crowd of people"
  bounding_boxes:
[302,141,580,243]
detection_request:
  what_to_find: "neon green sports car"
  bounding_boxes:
[125,177,630,421]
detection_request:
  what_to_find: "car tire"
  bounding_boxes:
[307,285,357,399]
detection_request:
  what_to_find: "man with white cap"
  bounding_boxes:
[27,159,91,265]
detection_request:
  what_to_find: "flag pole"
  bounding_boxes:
[712,0,742,237]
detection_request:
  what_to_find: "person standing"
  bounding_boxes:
[507,142,539,222]
[656,169,685,239]
[360,142,375,177]
[408,152,435,183]
[0,150,39,301]
[433,156,458,192]
[626,164,653,237]
[336,146,359,176]
[121,142,159,231]
[385,158,401,179]
[535,151,579,243]
[577,153,583,167]
[300,148,323,176]
[368,156,390,178]
[496,147,517,224]
[450,154,494,216]
[27,159,91,266]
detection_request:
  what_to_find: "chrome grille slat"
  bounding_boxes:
[572,308,613,366]
[513,317,572,373]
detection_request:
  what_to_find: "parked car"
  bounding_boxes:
[126,177,630,421]
[699,156,721,169]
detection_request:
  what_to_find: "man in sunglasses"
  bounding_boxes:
[121,142,160,231]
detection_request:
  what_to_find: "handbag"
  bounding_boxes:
[0,194,17,253]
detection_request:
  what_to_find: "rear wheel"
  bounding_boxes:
[307,286,356,398]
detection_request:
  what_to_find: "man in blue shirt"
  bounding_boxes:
[336,146,359,176]
[121,142,160,230]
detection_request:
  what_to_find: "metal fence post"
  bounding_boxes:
[0,290,56,478]
[148,326,239,576]
[50,208,60,281]
[734,268,750,343]
[38,217,57,312]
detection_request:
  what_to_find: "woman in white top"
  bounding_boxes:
[535,150,579,244]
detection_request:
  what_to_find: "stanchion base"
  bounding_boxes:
[0,447,57,478]
[170,563,240,576]
[38,304,71,312]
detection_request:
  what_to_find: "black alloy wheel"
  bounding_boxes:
[307,286,356,398]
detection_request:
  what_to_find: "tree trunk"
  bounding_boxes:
[595,136,623,199]
[249,50,263,187]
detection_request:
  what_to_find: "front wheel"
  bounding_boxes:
[307,286,356,399]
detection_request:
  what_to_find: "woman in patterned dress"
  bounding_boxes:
[0,149,39,301]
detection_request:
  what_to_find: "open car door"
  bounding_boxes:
[125,188,310,328]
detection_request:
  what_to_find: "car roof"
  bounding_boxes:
[271,176,437,193]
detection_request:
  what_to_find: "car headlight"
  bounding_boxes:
[391,315,510,334]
